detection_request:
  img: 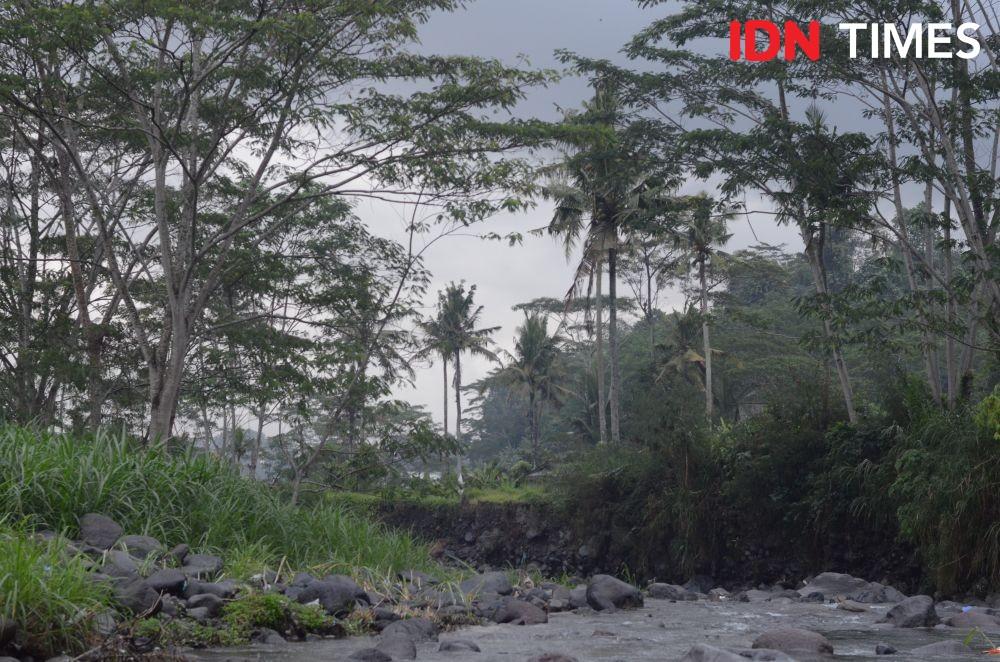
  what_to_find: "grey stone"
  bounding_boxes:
[680,645,795,662]
[380,617,438,642]
[164,543,190,565]
[398,569,436,587]
[101,550,140,580]
[586,574,643,611]
[146,568,187,595]
[114,578,161,615]
[439,639,481,652]
[875,643,897,654]
[116,535,164,559]
[684,574,715,594]
[648,582,698,601]
[568,586,588,609]
[187,593,225,617]
[526,655,579,662]
[459,571,512,596]
[376,633,417,660]
[180,553,223,579]
[945,610,1000,628]
[883,595,939,628]
[183,580,238,600]
[492,598,547,625]
[0,617,16,648]
[752,628,833,656]
[78,513,122,549]
[297,575,368,617]
[186,606,211,622]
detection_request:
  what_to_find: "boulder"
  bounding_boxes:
[680,645,795,662]
[568,586,588,609]
[376,633,416,660]
[798,572,905,603]
[648,583,698,601]
[909,640,971,656]
[186,606,211,622]
[883,595,939,628]
[398,569,436,587]
[944,610,1000,628]
[417,586,467,609]
[708,588,731,601]
[101,551,140,580]
[492,598,547,625]
[116,535,164,559]
[164,543,190,565]
[586,574,643,611]
[146,568,187,595]
[78,513,122,550]
[752,628,833,656]
[459,571,512,596]
[836,598,869,613]
[297,575,368,617]
[380,617,438,642]
[439,639,481,652]
[180,553,223,579]
[527,655,579,662]
[183,580,238,600]
[186,593,225,617]
[875,643,897,655]
[114,579,161,615]
[734,590,773,603]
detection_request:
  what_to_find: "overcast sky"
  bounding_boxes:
[373,0,808,427]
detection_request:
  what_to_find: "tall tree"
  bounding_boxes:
[676,195,732,422]
[0,0,547,439]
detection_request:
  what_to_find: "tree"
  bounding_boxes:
[436,283,499,491]
[675,195,732,422]
[542,82,677,443]
[0,0,547,439]
[499,313,564,463]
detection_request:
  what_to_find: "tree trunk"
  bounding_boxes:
[453,352,464,494]
[700,256,713,422]
[594,257,608,445]
[608,245,622,444]
[442,358,449,437]
[943,198,958,408]
[803,230,858,423]
[529,388,539,463]
[250,402,265,478]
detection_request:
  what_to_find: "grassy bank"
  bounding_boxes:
[0,425,441,656]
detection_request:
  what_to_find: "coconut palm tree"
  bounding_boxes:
[416,314,453,440]
[675,194,732,422]
[542,85,675,444]
[499,313,564,464]
[435,283,499,491]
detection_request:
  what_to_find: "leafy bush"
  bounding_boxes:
[0,523,112,657]
[0,426,431,574]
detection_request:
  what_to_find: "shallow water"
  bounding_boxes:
[188,598,993,661]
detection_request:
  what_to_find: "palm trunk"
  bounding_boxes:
[608,245,622,444]
[700,257,713,422]
[453,352,464,494]
[442,358,449,436]
[529,388,539,463]
[594,257,608,445]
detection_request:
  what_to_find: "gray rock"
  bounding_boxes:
[376,633,417,660]
[418,586,467,609]
[586,574,643,611]
[297,575,368,617]
[160,595,182,618]
[875,643,897,654]
[910,640,971,656]
[883,595,939,628]
[348,650,391,662]
[187,593,225,617]
[439,639,481,652]
[527,655,579,662]
[186,606,211,622]
[680,645,795,662]
[180,553,223,579]
[114,578,161,615]
[460,571,512,596]
[492,598,547,625]
[648,583,698,601]
[398,569,436,587]
[116,535,164,559]
[945,610,1000,628]
[735,589,773,603]
[183,580,238,600]
[79,513,122,549]
[380,617,438,642]
[708,587,731,601]
[252,627,286,644]
[568,586,588,609]
[752,628,833,656]
[164,543,189,565]
[146,568,187,595]
[101,550,140,580]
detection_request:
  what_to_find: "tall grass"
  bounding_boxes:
[0,521,112,656]
[0,426,431,575]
